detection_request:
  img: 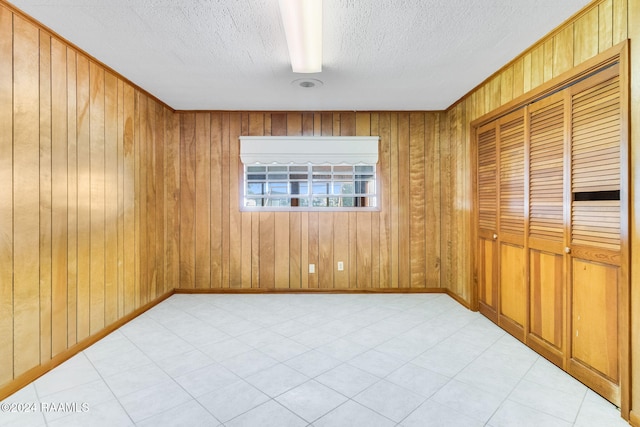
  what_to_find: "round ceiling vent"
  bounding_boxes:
[291,78,324,88]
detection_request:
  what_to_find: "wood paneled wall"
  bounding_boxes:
[0,3,177,395]
[176,112,442,290]
[439,0,640,421]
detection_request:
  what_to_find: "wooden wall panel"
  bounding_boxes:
[195,113,211,288]
[553,26,574,76]
[122,83,135,314]
[104,72,118,326]
[89,61,106,335]
[210,113,223,287]
[66,48,77,346]
[425,113,441,287]
[409,113,426,287]
[0,3,174,398]
[0,6,13,386]
[154,101,165,296]
[13,16,42,376]
[50,37,68,357]
[76,54,91,341]
[179,113,196,289]
[39,31,52,363]
[574,7,599,65]
[165,108,180,290]
[137,94,147,305]
[378,113,392,287]
[175,111,442,291]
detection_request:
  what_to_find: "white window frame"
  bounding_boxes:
[240,136,380,212]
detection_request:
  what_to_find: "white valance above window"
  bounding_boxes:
[239,136,379,165]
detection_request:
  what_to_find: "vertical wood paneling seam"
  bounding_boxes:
[8,9,14,381]
[47,32,53,360]
[37,26,42,363]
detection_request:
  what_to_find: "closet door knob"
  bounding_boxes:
[565,247,571,254]
[492,233,498,240]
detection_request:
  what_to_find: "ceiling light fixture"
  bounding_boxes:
[291,78,323,88]
[278,0,322,73]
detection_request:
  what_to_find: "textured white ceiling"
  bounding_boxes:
[10,0,592,111]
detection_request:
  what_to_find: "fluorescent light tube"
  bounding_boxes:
[278,0,322,73]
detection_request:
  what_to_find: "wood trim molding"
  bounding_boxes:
[0,290,175,401]
[445,289,471,309]
[629,410,640,427]
[174,287,448,294]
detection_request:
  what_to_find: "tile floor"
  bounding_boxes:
[0,293,629,427]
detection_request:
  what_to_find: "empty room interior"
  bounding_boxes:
[0,0,639,425]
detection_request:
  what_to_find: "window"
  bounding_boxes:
[240,136,379,211]
[244,163,376,208]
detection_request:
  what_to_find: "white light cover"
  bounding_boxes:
[278,0,322,73]
[240,136,379,165]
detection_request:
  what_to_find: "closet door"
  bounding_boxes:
[526,92,567,366]
[477,122,498,322]
[568,65,623,406]
[497,110,526,340]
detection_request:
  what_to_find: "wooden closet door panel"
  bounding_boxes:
[529,250,563,349]
[566,65,623,407]
[500,243,526,335]
[527,92,566,364]
[499,112,525,240]
[529,95,565,244]
[572,259,618,382]
[477,122,498,319]
[478,124,497,234]
[570,69,621,251]
[478,239,498,311]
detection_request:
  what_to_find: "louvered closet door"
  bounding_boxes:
[477,122,498,321]
[527,92,566,366]
[568,65,623,406]
[497,110,526,339]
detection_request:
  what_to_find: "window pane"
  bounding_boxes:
[312,166,331,172]
[247,183,265,195]
[355,181,375,194]
[268,166,288,172]
[247,174,266,180]
[334,166,352,172]
[312,182,330,194]
[312,197,328,207]
[247,166,266,173]
[341,197,355,207]
[298,182,309,195]
[268,173,288,180]
[332,182,353,195]
[266,198,291,207]
[355,165,374,173]
[268,183,288,194]
[290,166,308,172]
